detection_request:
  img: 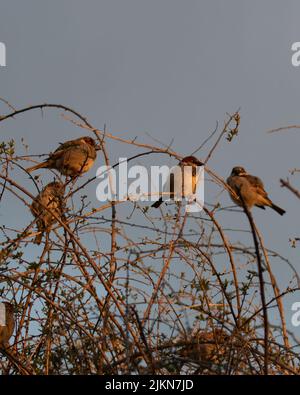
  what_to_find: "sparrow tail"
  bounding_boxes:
[33,232,43,245]
[152,197,163,208]
[26,162,49,173]
[270,203,286,216]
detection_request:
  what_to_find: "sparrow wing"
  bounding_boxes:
[51,138,88,159]
[49,140,93,163]
[245,175,269,199]
[54,138,83,152]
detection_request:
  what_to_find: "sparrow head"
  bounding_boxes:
[180,156,203,167]
[81,136,96,147]
[231,166,247,176]
[47,181,65,194]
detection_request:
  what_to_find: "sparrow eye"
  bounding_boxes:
[84,137,95,146]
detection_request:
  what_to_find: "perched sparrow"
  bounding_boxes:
[152,156,203,208]
[0,302,15,348]
[26,136,97,177]
[179,329,228,365]
[30,181,65,244]
[227,166,286,215]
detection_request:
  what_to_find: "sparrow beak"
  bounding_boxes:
[195,159,204,166]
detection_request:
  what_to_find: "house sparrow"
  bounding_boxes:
[227,166,286,215]
[0,302,15,348]
[152,156,203,208]
[179,329,228,364]
[30,181,65,244]
[26,136,97,177]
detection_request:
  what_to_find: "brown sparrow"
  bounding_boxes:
[152,156,203,208]
[30,181,65,244]
[26,136,97,177]
[227,166,285,215]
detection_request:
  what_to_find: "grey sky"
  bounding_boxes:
[1,0,300,334]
